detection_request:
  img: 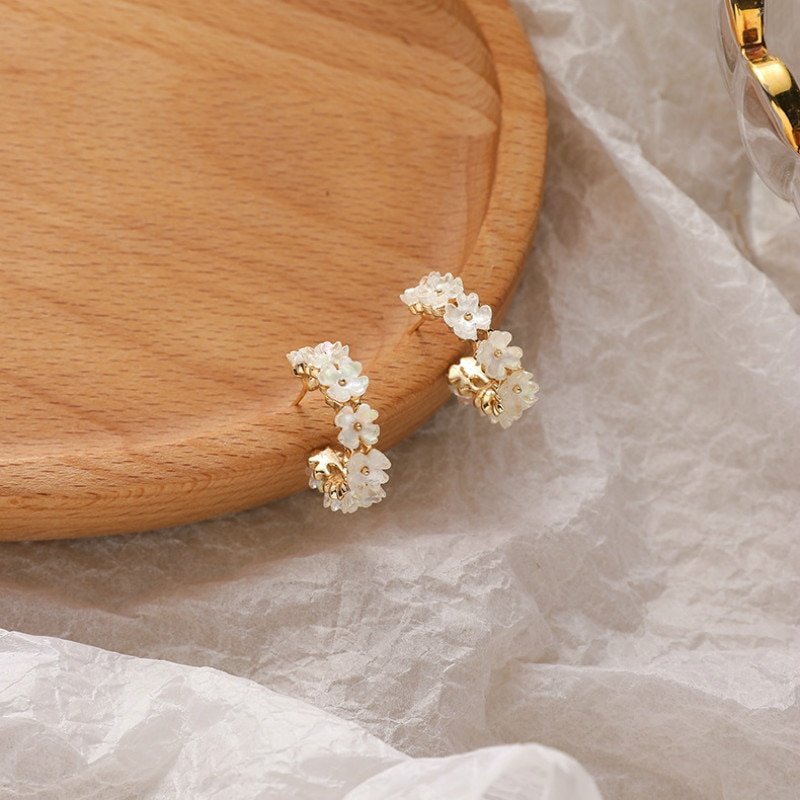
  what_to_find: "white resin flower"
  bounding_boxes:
[346,449,391,491]
[311,341,350,371]
[323,488,360,514]
[318,355,369,404]
[495,369,539,429]
[400,271,464,312]
[347,483,386,512]
[287,346,315,370]
[476,330,523,380]
[322,475,387,514]
[443,292,492,340]
[287,341,349,372]
[335,403,380,451]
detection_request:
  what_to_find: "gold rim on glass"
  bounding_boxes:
[723,0,800,153]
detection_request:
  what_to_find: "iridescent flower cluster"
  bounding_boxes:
[287,342,390,513]
[401,272,538,428]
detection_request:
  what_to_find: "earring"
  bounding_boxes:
[401,272,539,428]
[287,341,391,513]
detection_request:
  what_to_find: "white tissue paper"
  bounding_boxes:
[0,630,600,799]
[1,1,799,798]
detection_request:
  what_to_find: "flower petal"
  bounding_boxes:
[491,330,513,349]
[474,305,493,331]
[317,363,340,387]
[354,403,378,424]
[339,359,363,379]
[337,427,360,450]
[460,292,480,314]
[367,449,391,471]
[326,383,351,404]
[334,405,355,429]
[455,319,477,340]
[349,375,369,397]
[443,304,462,328]
[360,425,380,447]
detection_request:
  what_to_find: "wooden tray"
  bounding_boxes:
[0,0,546,540]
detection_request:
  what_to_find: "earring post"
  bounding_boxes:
[292,382,308,406]
[409,316,426,334]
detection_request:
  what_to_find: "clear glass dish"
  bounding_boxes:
[716,0,800,215]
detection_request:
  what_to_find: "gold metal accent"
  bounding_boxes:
[727,0,765,55]
[406,301,447,334]
[308,447,348,499]
[725,0,800,152]
[447,357,490,398]
[447,356,503,418]
[475,385,502,417]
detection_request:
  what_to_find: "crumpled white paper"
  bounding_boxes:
[0,630,601,799]
[0,1,799,798]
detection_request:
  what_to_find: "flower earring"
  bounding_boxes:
[287,342,391,513]
[401,272,539,428]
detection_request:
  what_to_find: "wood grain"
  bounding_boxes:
[0,0,547,540]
